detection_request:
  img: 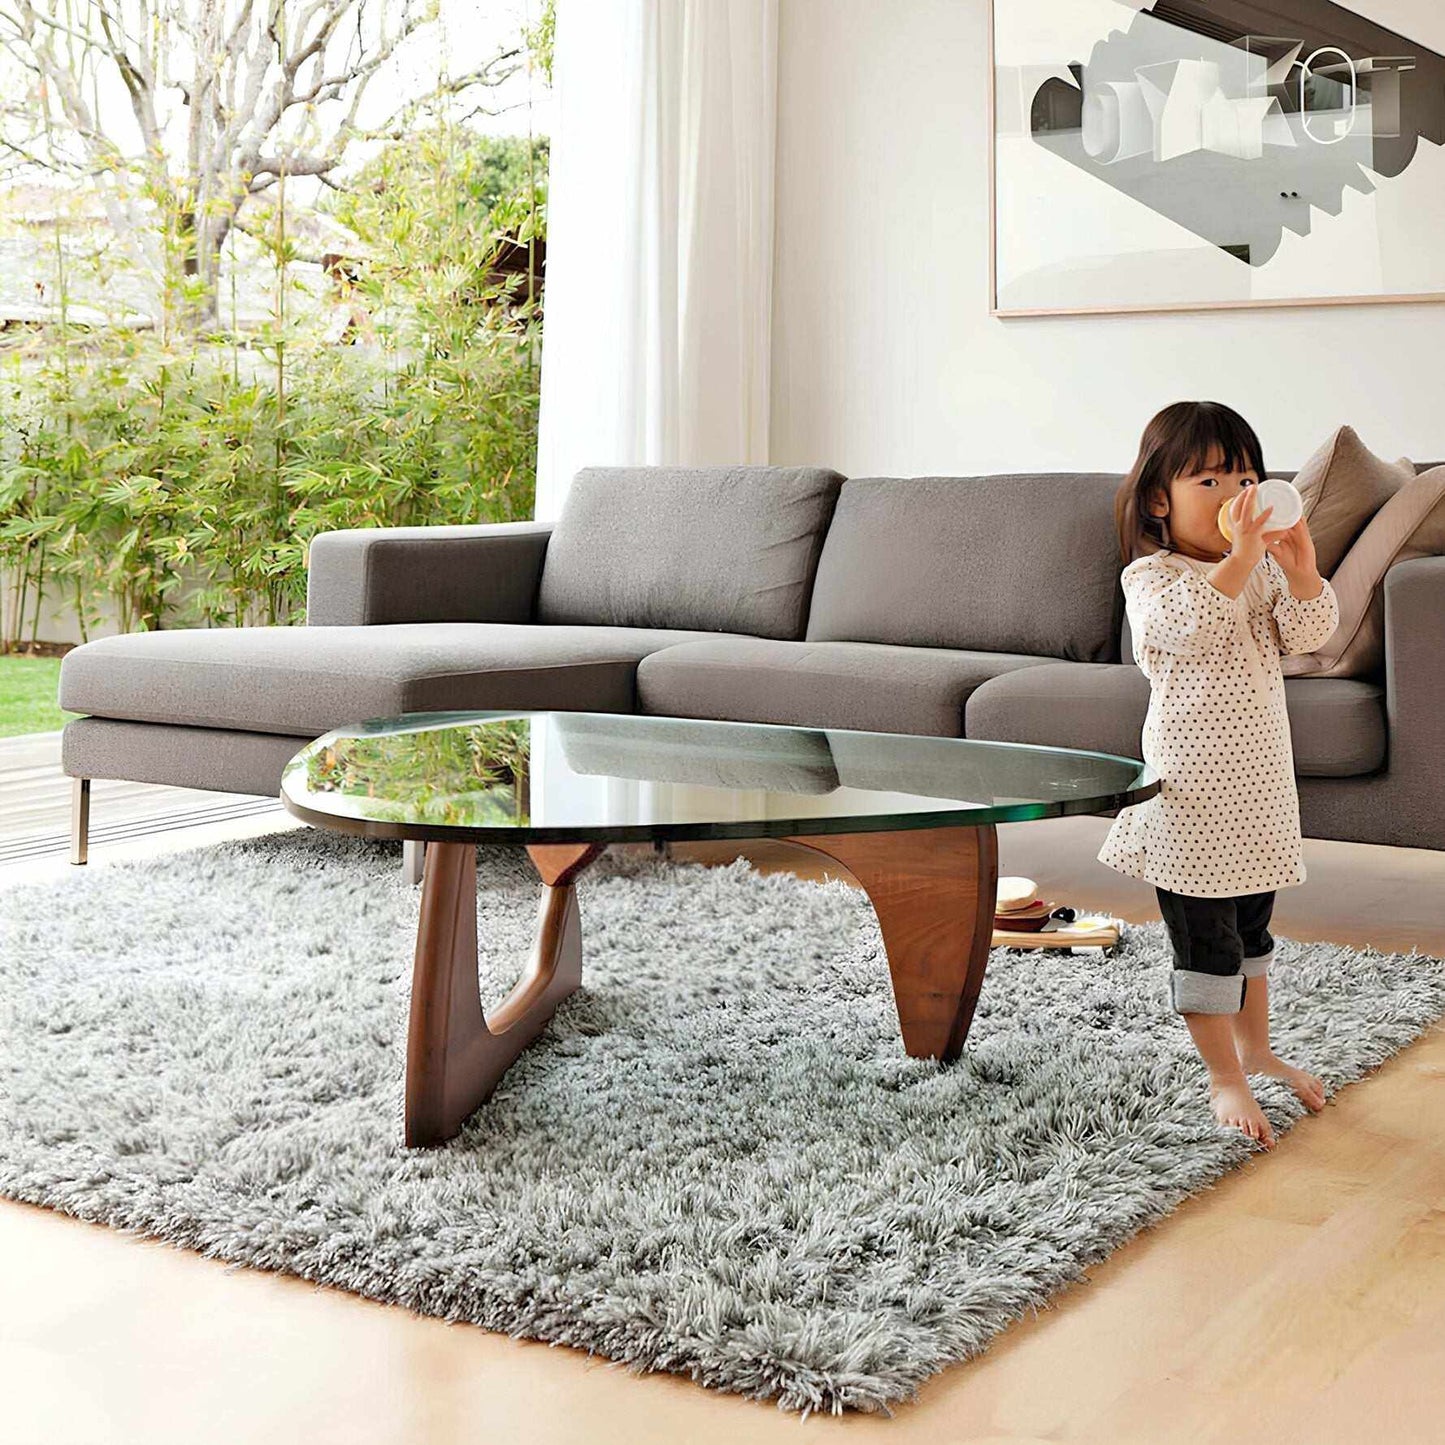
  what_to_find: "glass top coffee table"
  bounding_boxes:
[281,711,1158,1146]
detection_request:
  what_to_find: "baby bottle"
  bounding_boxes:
[1218,478,1303,542]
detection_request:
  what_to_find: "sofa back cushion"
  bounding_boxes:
[1282,464,1445,680]
[537,466,845,638]
[1289,426,1413,576]
[805,474,1126,662]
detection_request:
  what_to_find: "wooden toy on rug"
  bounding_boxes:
[992,875,1124,954]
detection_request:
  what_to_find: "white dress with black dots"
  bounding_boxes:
[1097,549,1340,899]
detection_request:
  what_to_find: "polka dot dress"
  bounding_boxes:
[1097,548,1340,898]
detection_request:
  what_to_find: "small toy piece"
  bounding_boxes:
[993,879,1120,952]
[992,913,1124,954]
[996,875,1038,911]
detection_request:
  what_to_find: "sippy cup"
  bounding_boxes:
[1218,478,1303,542]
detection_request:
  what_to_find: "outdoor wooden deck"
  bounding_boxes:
[0,732,284,866]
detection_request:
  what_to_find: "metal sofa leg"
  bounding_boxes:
[71,777,90,865]
[403,840,426,886]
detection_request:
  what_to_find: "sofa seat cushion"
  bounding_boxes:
[636,638,1057,736]
[1279,677,1389,775]
[965,663,1386,777]
[965,663,1152,760]
[59,623,749,737]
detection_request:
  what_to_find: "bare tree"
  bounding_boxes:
[0,0,521,329]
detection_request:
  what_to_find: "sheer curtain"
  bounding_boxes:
[534,0,780,521]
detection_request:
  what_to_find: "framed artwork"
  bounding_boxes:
[989,1,1445,316]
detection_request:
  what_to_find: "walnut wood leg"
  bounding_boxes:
[783,825,999,1061]
[404,840,603,1147]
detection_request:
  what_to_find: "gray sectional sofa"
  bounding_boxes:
[59,463,1445,858]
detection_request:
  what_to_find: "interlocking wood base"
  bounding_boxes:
[402,824,999,1146]
[404,840,602,1147]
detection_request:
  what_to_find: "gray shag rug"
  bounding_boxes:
[2,830,1443,1416]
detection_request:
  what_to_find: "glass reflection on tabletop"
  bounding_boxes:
[282,711,1158,841]
[303,716,533,827]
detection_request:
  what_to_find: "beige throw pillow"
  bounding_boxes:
[1291,425,1413,576]
[1282,465,1445,679]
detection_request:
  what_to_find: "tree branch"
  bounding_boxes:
[352,50,525,143]
[0,0,538,331]
[91,3,163,161]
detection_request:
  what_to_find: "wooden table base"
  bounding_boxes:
[404,840,603,1147]
[402,824,999,1147]
[783,824,999,1061]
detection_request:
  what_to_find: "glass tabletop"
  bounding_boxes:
[279,711,1158,845]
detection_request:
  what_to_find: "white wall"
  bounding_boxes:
[768,0,1445,477]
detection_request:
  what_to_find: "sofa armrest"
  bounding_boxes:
[305,522,553,626]
[1382,555,1445,779]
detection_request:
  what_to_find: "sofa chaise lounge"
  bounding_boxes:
[59,464,1445,862]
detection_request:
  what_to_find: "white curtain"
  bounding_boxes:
[534,0,780,521]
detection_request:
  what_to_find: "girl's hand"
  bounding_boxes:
[1265,515,1318,580]
[1226,489,1274,567]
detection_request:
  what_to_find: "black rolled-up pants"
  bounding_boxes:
[1154,886,1277,1015]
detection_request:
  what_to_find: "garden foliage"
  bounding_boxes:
[0,128,545,647]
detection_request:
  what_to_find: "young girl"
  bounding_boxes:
[1098,401,1341,1148]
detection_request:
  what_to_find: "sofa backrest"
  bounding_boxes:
[805,474,1126,662]
[537,465,845,638]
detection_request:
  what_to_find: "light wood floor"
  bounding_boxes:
[1,814,1443,1444]
[0,732,281,864]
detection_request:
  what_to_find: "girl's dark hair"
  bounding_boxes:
[1114,401,1266,563]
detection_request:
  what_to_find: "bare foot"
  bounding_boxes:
[1209,1073,1276,1148]
[1239,1051,1327,1113]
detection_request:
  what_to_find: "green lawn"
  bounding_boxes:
[0,654,77,738]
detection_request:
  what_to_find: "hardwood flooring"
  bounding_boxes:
[1,812,1442,1444]
[0,732,281,865]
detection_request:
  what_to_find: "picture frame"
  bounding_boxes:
[988,0,1445,317]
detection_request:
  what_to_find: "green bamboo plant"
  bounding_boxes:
[0,93,546,644]
[305,718,534,826]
